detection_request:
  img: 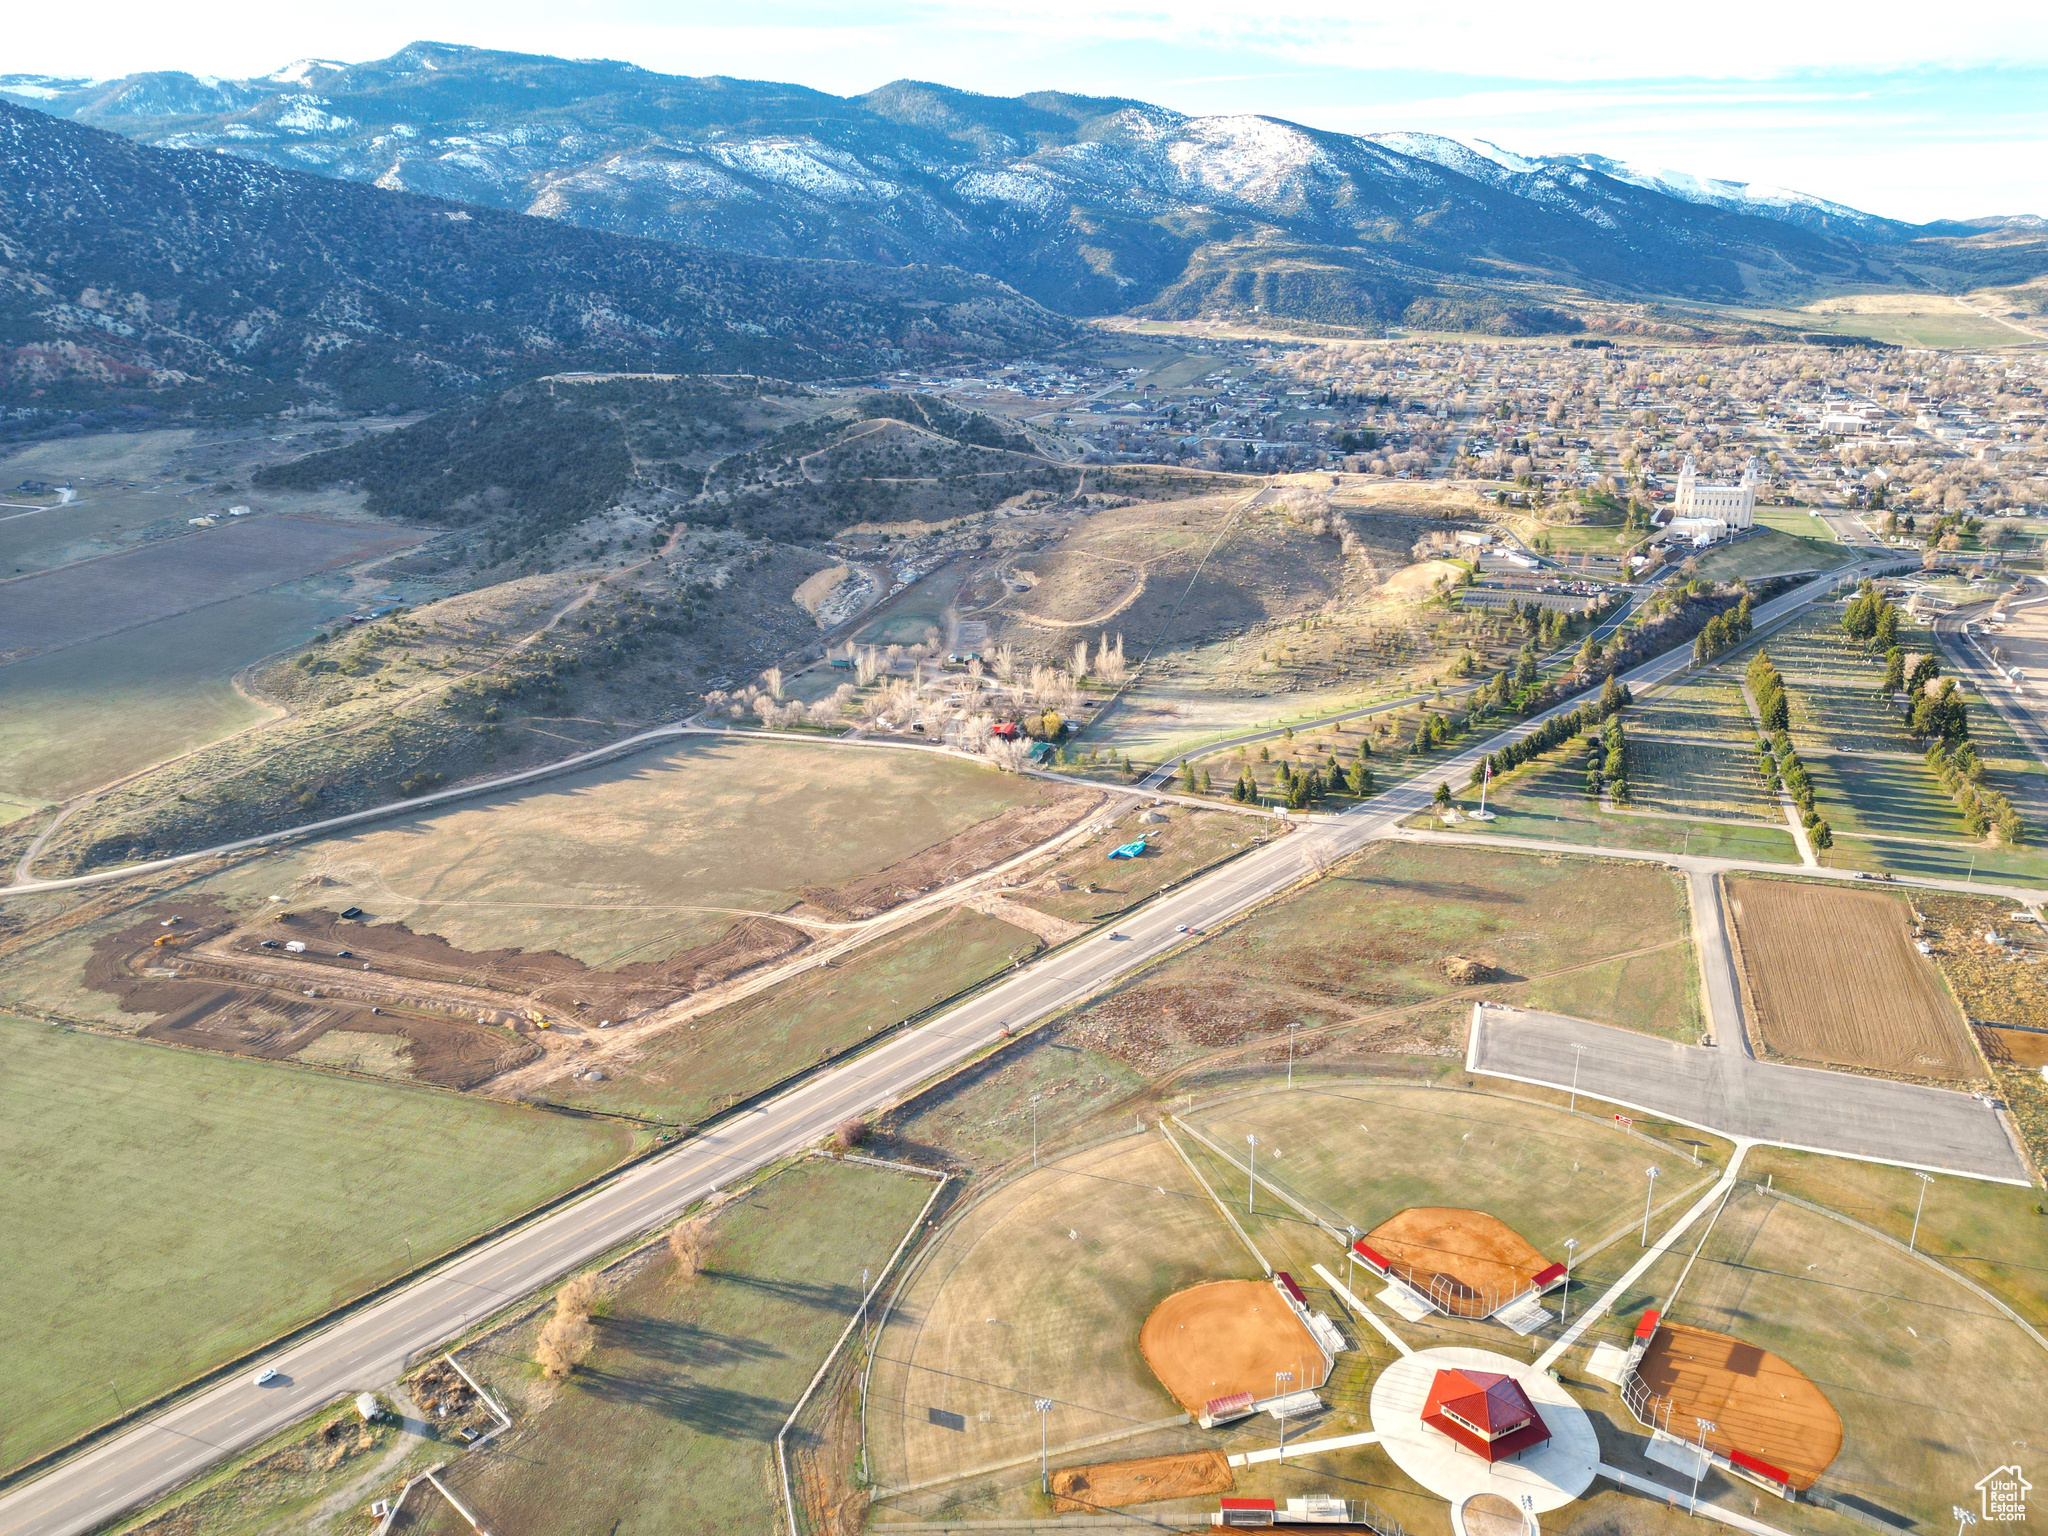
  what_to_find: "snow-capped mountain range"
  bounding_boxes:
[3,43,2038,329]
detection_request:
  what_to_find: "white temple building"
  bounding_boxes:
[1664,456,1758,545]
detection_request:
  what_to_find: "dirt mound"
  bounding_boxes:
[1052,1450,1232,1513]
[1441,956,1495,985]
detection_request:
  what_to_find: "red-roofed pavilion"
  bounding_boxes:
[1421,1368,1552,1464]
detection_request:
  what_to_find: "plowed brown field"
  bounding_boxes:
[1724,877,1978,1080]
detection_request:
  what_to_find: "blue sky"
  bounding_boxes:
[11,0,2047,222]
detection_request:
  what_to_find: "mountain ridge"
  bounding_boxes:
[15,40,2039,331]
[0,98,1070,415]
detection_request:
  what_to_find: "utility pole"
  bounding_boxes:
[1568,1043,1588,1116]
[1036,1399,1054,1494]
[1286,1021,1302,1089]
[1909,1172,1935,1254]
[1030,1094,1043,1168]
[1641,1166,1660,1247]
[1247,1134,1260,1215]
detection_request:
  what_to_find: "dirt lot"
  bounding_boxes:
[78,899,817,1090]
[1138,1279,1327,1415]
[1637,1322,1843,1490]
[1051,1449,1232,1513]
[1724,877,1979,1080]
[1362,1208,1551,1318]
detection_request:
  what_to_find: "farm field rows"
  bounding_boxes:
[0,1013,638,1471]
[1723,876,1979,1079]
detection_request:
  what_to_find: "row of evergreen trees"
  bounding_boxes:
[1468,673,1633,788]
[1748,651,1834,849]
[1690,593,1754,664]
[1927,741,2025,845]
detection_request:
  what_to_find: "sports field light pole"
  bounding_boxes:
[1909,1171,1935,1254]
[1274,1370,1294,1462]
[1247,1134,1260,1214]
[1030,1094,1044,1169]
[1035,1399,1054,1494]
[1640,1166,1660,1247]
[1561,1238,1578,1325]
[1689,1416,1717,1513]
[1286,1021,1302,1088]
[1568,1043,1588,1116]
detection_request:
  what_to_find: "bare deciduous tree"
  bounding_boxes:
[535,1274,601,1379]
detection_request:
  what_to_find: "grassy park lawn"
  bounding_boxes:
[0,1015,638,1471]
[1017,804,1275,924]
[1458,753,1800,864]
[545,906,1042,1124]
[420,1156,935,1536]
[1626,667,1775,821]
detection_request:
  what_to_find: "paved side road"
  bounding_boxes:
[1469,1005,2031,1185]
[0,563,1869,1535]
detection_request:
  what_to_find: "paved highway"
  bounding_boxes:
[0,558,1892,1536]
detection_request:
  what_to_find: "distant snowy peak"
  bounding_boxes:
[1560,153,1901,235]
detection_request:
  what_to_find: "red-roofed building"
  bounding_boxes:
[1421,1369,1552,1464]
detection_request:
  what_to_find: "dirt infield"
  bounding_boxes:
[1724,877,1978,1080]
[1051,1450,1232,1513]
[1637,1323,1842,1489]
[1138,1279,1326,1415]
[1364,1207,1550,1318]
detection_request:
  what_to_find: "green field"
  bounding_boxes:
[1019,803,1273,923]
[1461,752,1801,864]
[1071,839,1705,1054]
[546,906,1042,1123]
[1693,521,1848,582]
[420,1156,933,1536]
[191,736,1069,967]
[0,590,344,805]
[1189,1081,1712,1265]
[0,1015,638,1470]
[1626,667,1776,821]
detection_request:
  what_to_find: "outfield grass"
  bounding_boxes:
[0,1015,638,1471]
[545,906,1042,1124]
[1743,1146,2048,1329]
[193,736,1068,967]
[424,1156,934,1536]
[867,1131,1252,1495]
[1187,1082,1710,1266]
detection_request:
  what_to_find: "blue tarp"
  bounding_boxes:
[1108,838,1149,860]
